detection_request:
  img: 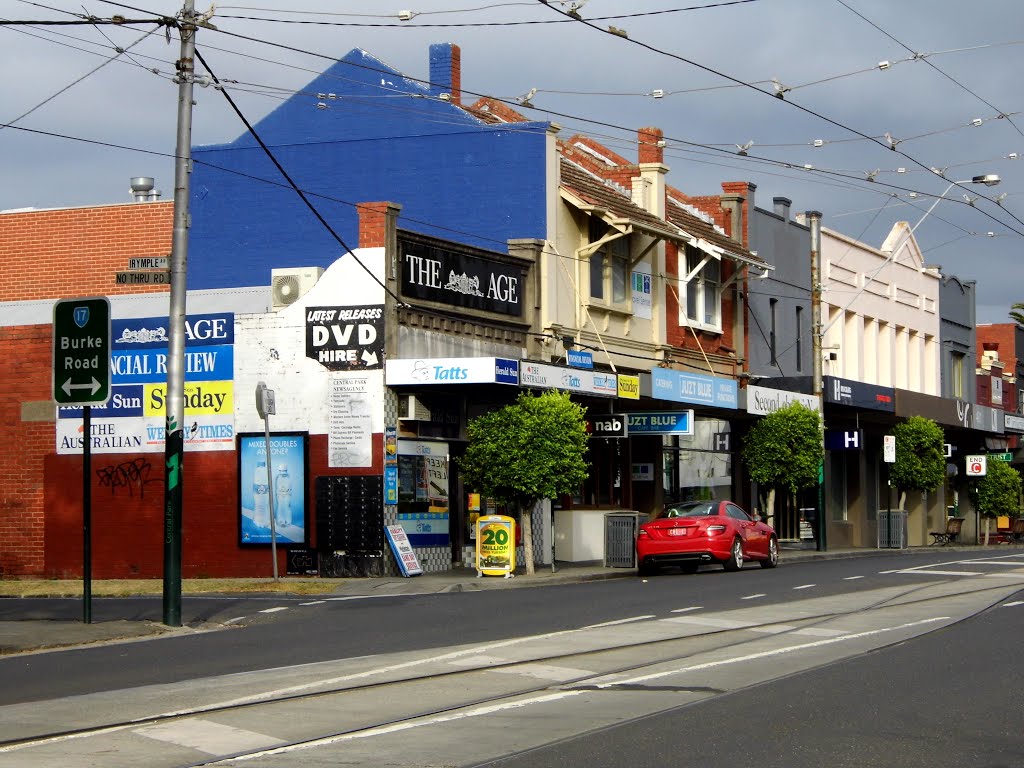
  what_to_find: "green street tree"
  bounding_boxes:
[458,390,589,575]
[968,458,1022,545]
[889,415,946,512]
[1009,301,1024,326]
[741,401,823,526]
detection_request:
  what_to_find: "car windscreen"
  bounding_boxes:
[659,503,716,519]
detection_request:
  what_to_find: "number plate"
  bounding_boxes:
[668,528,689,536]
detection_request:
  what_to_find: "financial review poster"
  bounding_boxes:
[238,433,308,546]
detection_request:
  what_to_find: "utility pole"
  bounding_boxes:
[163,0,198,627]
[807,210,826,552]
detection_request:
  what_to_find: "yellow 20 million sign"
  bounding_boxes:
[475,515,516,578]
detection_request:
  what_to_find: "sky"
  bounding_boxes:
[2,0,1021,322]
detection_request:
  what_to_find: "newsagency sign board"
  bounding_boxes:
[56,312,235,454]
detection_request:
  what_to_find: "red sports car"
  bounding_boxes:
[636,500,778,576]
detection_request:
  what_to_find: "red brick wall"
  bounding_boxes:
[41,434,382,579]
[0,202,172,301]
[1,203,171,576]
[0,325,52,575]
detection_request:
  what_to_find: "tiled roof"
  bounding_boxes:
[559,158,683,242]
[666,197,766,266]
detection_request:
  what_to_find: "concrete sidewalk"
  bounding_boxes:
[0,544,1013,656]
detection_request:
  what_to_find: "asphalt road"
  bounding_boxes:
[1,550,1021,707]
[479,593,1024,768]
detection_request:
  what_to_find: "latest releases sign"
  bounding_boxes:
[305,305,384,370]
[399,237,523,317]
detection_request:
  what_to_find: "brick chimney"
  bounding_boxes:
[429,43,461,105]
[638,127,664,165]
[358,202,401,248]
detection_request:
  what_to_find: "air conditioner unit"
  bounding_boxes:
[398,394,431,421]
[271,267,324,310]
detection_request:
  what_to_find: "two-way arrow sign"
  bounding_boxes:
[61,377,102,398]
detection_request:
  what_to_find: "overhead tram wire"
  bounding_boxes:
[91,0,1018,215]
[11,9,1023,241]
[211,1,765,27]
[18,4,1019,240]
[533,0,1024,231]
[834,0,1024,139]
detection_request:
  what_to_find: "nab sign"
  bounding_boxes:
[53,297,111,406]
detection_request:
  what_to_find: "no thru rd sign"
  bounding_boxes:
[53,297,111,406]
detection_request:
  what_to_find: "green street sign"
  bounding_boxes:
[53,297,111,406]
[989,452,1014,462]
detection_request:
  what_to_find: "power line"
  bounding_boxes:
[532,1,1024,230]
[833,0,1024,139]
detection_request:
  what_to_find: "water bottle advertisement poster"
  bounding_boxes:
[237,432,308,546]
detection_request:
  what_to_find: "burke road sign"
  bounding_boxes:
[53,297,111,406]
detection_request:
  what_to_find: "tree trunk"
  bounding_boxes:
[983,516,991,546]
[520,501,535,575]
[765,487,776,528]
[898,490,907,512]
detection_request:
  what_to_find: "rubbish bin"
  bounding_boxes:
[877,510,908,549]
[604,512,641,568]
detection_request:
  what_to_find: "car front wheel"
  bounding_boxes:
[723,537,743,571]
[760,536,779,569]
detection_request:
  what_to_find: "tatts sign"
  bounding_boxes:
[305,305,384,371]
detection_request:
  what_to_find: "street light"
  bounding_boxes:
[908,174,1001,237]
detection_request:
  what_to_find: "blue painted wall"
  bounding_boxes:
[188,46,549,290]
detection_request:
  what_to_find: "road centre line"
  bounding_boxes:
[670,606,703,613]
[843,576,864,580]
[258,607,289,614]
[594,616,949,689]
[740,593,766,600]
[793,584,816,590]
[894,569,984,577]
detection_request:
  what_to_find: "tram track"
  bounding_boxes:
[1,575,1018,767]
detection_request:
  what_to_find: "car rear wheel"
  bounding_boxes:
[760,536,779,569]
[723,537,744,571]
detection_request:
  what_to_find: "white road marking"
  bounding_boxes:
[583,615,654,629]
[748,625,847,637]
[843,576,864,580]
[984,572,1024,579]
[670,606,703,613]
[1003,601,1024,607]
[740,593,766,600]
[258,607,289,614]
[895,569,984,577]
[595,616,949,689]
[299,600,327,606]
[793,584,816,590]
[224,617,247,625]
[135,719,284,755]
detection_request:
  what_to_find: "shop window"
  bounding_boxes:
[795,306,803,371]
[682,244,721,331]
[580,437,625,507]
[661,419,732,504]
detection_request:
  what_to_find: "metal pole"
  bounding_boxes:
[163,1,197,627]
[808,211,827,552]
[83,405,92,624]
[264,417,279,581]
